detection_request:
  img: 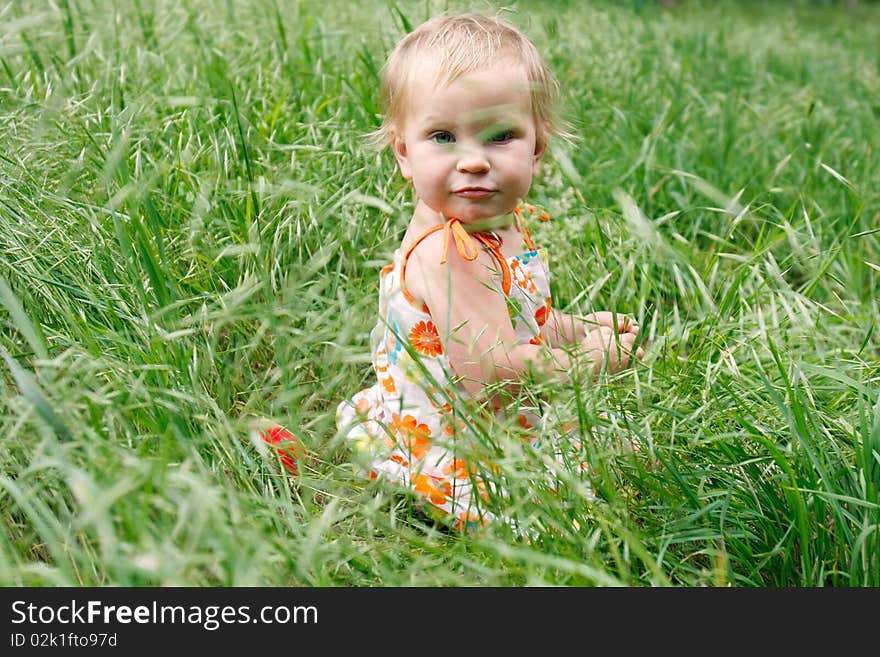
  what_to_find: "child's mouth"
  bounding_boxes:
[454,188,496,199]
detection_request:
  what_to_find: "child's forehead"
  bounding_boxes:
[402,64,534,129]
[404,55,531,104]
[406,51,526,88]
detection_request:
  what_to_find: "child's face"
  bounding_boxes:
[391,60,545,223]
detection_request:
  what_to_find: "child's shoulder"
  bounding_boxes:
[400,222,446,263]
[401,225,490,314]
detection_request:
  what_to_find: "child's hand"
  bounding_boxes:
[579,325,644,376]
[580,311,639,337]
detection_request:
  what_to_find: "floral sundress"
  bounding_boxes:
[336,206,583,531]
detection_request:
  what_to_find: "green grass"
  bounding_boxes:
[1,0,878,586]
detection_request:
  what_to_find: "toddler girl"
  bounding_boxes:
[336,13,643,531]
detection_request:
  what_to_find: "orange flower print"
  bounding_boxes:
[440,458,466,480]
[413,473,452,506]
[510,260,537,293]
[391,414,432,459]
[534,297,551,327]
[409,320,443,357]
[381,376,397,394]
[355,395,371,416]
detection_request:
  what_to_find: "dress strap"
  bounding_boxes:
[440,218,480,264]
[473,231,511,295]
[399,218,511,310]
[514,203,546,251]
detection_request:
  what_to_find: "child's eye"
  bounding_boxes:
[429,131,455,145]
[486,129,515,144]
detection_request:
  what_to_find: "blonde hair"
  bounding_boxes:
[372,12,566,151]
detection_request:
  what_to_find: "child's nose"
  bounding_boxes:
[456,146,490,174]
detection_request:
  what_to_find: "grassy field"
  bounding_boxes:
[1,0,878,586]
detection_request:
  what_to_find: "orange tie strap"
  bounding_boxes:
[440,218,480,264]
[513,204,542,251]
[399,217,512,310]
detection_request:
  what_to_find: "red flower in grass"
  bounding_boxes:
[259,425,306,475]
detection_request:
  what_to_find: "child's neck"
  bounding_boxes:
[412,202,514,234]
[460,214,514,234]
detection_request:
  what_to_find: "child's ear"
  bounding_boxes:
[391,131,413,180]
[532,135,547,175]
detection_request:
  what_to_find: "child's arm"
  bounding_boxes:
[406,232,583,397]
